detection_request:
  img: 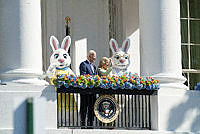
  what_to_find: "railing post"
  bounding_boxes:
[27,98,33,134]
[57,91,59,128]
[148,95,151,130]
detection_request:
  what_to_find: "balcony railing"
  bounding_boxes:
[57,86,157,129]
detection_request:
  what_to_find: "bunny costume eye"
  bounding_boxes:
[54,54,59,59]
[115,55,120,59]
[63,54,67,59]
[124,54,129,59]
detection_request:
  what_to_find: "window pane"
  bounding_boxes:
[189,73,200,90]
[182,45,189,69]
[180,0,188,18]
[181,20,188,43]
[191,45,200,69]
[190,20,200,44]
[190,0,200,18]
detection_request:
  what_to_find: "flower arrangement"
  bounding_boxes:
[53,73,160,90]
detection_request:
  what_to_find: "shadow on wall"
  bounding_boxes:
[167,91,200,132]
[122,0,140,74]
[40,86,56,102]
[14,99,26,134]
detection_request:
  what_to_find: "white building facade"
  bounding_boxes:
[0,0,200,133]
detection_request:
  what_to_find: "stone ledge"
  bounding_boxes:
[0,128,197,134]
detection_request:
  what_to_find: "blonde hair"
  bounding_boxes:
[98,57,109,68]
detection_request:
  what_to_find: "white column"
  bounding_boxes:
[0,0,46,84]
[139,0,187,89]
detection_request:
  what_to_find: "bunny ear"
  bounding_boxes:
[61,36,71,51]
[121,38,130,53]
[50,36,59,51]
[109,38,119,53]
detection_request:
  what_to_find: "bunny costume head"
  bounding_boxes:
[46,36,75,78]
[110,38,130,76]
[50,36,71,69]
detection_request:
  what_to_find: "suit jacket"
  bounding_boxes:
[79,60,97,75]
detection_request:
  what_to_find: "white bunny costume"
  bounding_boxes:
[110,38,130,76]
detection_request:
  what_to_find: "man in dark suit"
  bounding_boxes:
[79,50,97,127]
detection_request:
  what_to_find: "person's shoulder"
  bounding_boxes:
[82,60,88,63]
[80,60,88,66]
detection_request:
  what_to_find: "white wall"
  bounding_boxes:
[44,0,109,75]
[161,89,200,132]
[122,0,140,75]
[0,84,57,132]
[150,88,200,132]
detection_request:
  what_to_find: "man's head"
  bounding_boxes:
[87,50,96,63]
